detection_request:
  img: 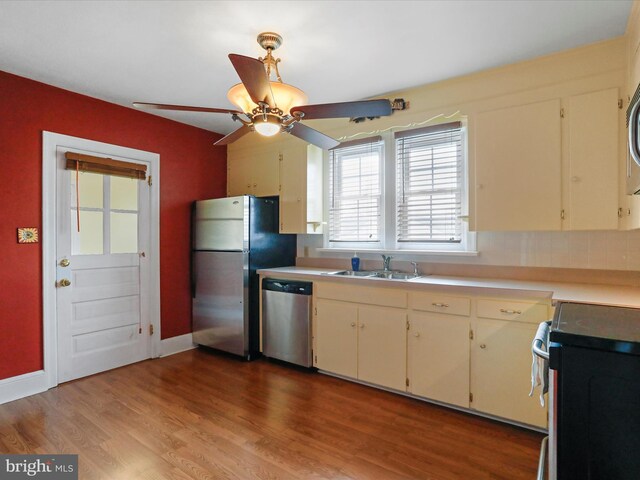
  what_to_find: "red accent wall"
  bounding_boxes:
[0,70,226,380]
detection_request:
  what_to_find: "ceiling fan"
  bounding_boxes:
[133,32,393,150]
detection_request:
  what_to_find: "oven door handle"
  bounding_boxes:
[629,97,640,167]
[532,321,550,360]
[537,435,549,480]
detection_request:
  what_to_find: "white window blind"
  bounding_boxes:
[396,122,463,243]
[329,137,383,243]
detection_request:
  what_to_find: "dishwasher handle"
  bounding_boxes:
[262,278,313,295]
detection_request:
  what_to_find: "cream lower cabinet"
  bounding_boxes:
[471,299,549,428]
[358,306,407,391]
[313,281,549,428]
[315,299,358,378]
[408,312,471,408]
[315,298,407,391]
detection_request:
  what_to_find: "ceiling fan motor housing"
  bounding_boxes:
[257,32,283,51]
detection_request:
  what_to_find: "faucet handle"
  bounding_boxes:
[410,261,419,275]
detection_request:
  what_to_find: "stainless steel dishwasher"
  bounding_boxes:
[262,278,313,367]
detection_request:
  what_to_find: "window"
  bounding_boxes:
[326,121,472,253]
[396,122,463,244]
[328,137,384,245]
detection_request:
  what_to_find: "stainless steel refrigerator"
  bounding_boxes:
[191,195,296,359]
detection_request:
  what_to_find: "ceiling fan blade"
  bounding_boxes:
[228,54,275,108]
[133,102,242,114]
[288,123,340,150]
[214,125,252,146]
[290,99,392,120]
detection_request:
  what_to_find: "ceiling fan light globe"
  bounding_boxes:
[254,117,281,136]
[227,82,307,115]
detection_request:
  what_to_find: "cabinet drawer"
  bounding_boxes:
[315,282,407,308]
[476,299,549,324]
[409,292,470,317]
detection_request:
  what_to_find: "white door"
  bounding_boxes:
[55,146,152,383]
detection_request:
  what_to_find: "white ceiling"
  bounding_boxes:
[0,0,632,134]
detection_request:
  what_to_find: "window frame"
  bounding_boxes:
[323,120,475,254]
[326,137,386,250]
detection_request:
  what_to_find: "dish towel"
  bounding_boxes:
[529,322,549,407]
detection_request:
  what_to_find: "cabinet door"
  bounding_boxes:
[471,319,547,428]
[252,151,280,197]
[566,88,619,230]
[408,312,470,408]
[357,306,407,391]
[475,99,562,231]
[315,299,358,378]
[279,146,306,233]
[227,154,252,196]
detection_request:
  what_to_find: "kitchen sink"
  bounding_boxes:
[323,270,423,281]
[324,270,378,277]
[372,272,422,280]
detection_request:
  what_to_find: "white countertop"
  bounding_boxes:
[257,266,640,309]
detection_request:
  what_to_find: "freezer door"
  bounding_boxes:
[192,251,248,356]
[193,196,248,251]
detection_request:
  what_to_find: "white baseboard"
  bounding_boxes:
[0,370,49,405]
[160,333,196,357]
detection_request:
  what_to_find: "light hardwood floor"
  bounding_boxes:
[0,349,543,479]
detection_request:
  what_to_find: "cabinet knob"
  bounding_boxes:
[350,322,356,327]
[413,332,420,338]
[359,323,365,329]
[480,344,486,349]
[571,176,580,183]
[253,183,257,188]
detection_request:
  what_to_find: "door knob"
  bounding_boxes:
[480,344,486,349]
[58,279,71,287]
[59,258,70,267]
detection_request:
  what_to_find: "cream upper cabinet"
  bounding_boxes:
[475,99,563,231]
[279,143,324,234]
[227,152,252,196]
[408,311,470,408]
[358,305,407,391]
[228,140,323,233]
[565,88,619,230]
[470,318,547,428]
[226,146,279,197]
[315,299,358,378]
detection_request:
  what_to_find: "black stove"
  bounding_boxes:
[549,302,640,480]
[550,302,640,355]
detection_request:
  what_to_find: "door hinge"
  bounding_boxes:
[406,378,410,387]
[560,108,565,118]
[469,329,474,340]
[279,153,283,162]
[470,392,474,403]
[139,327,142,334]
[147,175,152,187]
[561,209,565,220]
[618,207,623,218]
[314,355,317,364]
[314,306,317,315]
[618,98,624,109]
[406,320,410,331]
[149,324,154,335]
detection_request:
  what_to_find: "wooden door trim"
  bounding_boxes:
[42,132,161,390]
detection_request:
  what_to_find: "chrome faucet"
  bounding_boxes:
[410,261,419,276]
[381,254,393,272]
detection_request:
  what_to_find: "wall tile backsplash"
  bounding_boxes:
[298,230,640,271]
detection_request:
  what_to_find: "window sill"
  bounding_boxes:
[317,248,479,257]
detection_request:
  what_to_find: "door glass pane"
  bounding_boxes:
[110,212,138,253]
[70,171,103,208]
[110,176,138,211]
[71,210,103,255]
